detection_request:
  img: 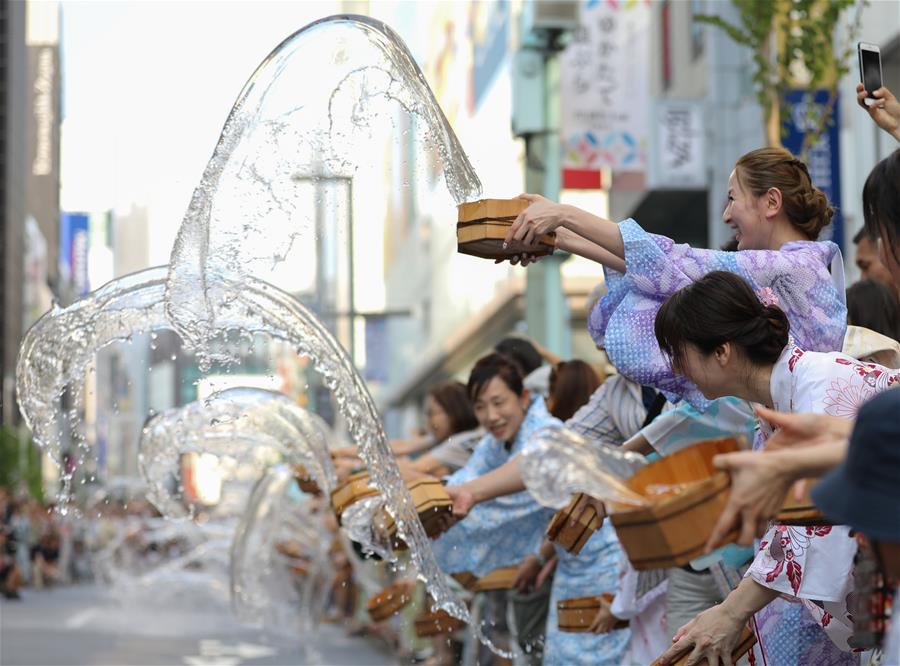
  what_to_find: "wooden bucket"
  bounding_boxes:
[546,493,603,555]
[293,465,321,496]
[414,609,467,637]
[650,624,756,666]
[451,572,479,592]
[557,593,629,633]
[775,479,829,525]
[457,199,555,260]
[330,471,379,520]
[610,437,742,570]
[366,582,413,622]
[384,477,453,550]
[474,565,520,591]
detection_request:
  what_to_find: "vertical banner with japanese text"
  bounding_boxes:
[781,90,843,253]
[560,0,652,185]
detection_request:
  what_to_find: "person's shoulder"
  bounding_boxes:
[780,239,839,261]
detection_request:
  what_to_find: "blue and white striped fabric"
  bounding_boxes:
[432,397,560,576]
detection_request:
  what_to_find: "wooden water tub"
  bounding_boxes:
[457,199,555,260]
[473,564,520,591]
[414,609,467,637]
[546,493,603,555]
[330,471,379,520]
[366,582,413,622]
[610,437,742,570]
[557,593,628,633]
[384,477,453,550]
[293,464,321,496]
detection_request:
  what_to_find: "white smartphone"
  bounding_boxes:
[858,42,883,107]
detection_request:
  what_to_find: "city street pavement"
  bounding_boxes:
[0,584,397,666]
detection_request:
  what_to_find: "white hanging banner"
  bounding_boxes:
[560,0,652,174]
[650,101,706,188]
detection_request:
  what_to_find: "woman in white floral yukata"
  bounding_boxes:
[651,271,899,666]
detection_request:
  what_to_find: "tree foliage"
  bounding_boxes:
[696,0,864,151]
[0,425,44,501]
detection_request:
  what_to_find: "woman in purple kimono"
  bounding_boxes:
[505,147,847,409]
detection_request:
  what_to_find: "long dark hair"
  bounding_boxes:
[655,271,790,370]
[428,381,479,434]
[847,279,900,342]
[467,353,525,402]
[863,149,900,267]
[548,360,600,421]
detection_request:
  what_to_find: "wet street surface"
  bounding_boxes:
[0,584,396,666]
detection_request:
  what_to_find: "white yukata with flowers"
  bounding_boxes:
[746,343,899,665]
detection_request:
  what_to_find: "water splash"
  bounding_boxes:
[165,14,482,358]
[139,388,336,518]
[230,465,328,630]
[518,426,651,509]
[17,13,485,636]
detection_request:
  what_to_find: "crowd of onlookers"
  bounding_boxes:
[0,488,74,600]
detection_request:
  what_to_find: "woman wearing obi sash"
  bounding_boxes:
[431,353,560,576]
[651,272,899,666]
[504,147,846,410]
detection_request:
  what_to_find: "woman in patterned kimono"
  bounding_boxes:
[431,353,560,576]
[651,271,899,666]
[504,146,847,409]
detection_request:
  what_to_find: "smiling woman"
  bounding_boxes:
[430,354,561,577]
[495,147,847,410]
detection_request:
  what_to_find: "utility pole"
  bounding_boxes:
[514,7,577,359]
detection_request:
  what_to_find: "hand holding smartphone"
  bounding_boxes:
[858,42,883,107]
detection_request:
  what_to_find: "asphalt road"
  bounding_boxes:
[0,584,397,666]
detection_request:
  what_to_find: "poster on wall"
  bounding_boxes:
[560,0,651,184]
[649,101,706,188]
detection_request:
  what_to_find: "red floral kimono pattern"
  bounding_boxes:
[747,345,899,658]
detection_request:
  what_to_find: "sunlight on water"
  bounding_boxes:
[16,14,502,643]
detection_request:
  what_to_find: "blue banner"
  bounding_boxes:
[60,212,90,295]
[781,89,843,254]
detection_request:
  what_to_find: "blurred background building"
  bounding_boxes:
[0,0,897,495]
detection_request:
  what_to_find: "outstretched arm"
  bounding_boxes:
[705,407,851,551]
[505,194,626,264]
[445,457,525,517]
[555,227,627,273]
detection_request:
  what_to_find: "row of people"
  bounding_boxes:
[393,85,900,665]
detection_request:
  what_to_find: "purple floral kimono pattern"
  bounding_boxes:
[588,218,847,409]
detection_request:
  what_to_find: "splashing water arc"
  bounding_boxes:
[139,388,337,519]
[165,14,482,352]
[16,14,488,627]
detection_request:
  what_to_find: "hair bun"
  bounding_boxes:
[803,190,834,234]
[761,304,790,340]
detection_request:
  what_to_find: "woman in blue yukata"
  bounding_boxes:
[432,353,560,577]
[446,364,658,665]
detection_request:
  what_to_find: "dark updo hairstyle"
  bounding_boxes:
[846,279,900,342]
[655,271,790,371]
[428,381,479,434]
[548,360,600,421]
[863,148,900,267]
[467,353,525,402]
[735,147,833,239]
[494,337,543,376]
